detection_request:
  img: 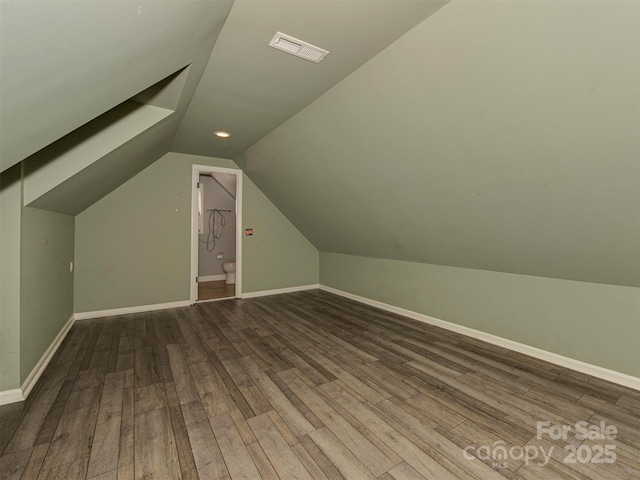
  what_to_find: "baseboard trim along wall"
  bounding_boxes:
[0,314,76,406]
[241,284,319,299]
[20,313,76,401]
[198,274,227,282]
[4,283,635,405]
[319,285,640,391]
[74,300,192,321]
[0,389,23,406]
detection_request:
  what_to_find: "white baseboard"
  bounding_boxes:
[20,314,76,400]
[74,300,192,321]
[0,313,76,406]
[241,284,319,299]
[319,285,640,391]
[0,388,23,406]
[198,274,226,282]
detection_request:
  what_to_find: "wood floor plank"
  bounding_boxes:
[116,320,135,373]
[439,419,525,475]
[239,356,315,437]
[34,378,75,446]
[240,385,273,417]
[88,469,118,480]
[617,394,640,414]
[166,344,201,405]
[38,456,90,480]
[134,406,181,480]
[189,360,235,416]
[387,462,427,480]
[292,441,331,480]
[318,381,459,480]
[263,335,334,385]
[117,464,133,480]
[206,350,255,419]
[301,346,388,404]
[0,446,32,480]
[86,373,124,478]
[246,441,279,480]
[247,413,313,479]
[281,369,398,476]
[298,434,344,480]
[404,375,534,446]
[266,370,325,429]
[1,290,635,480]
[229,408,257,445]
[20,443,49,480]
[266,410,299,447]
[210,411,262,479]
[180,400,229,480]
[0,403,26,455]
[117,371,134,477]
[313,387,403,466]
[6,373,74,453]
[40,385,101,473]
[373,398,505,480]
[308,427,377,480]
[397,394,466,431]
[165,383,199,480]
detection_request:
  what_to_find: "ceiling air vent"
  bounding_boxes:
[269,32,329,63]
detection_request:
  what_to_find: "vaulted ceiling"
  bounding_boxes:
[236,0,640,287]
[1,0,447,213]
[2,0,638,287]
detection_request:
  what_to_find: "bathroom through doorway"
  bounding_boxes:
[190,165,242,303]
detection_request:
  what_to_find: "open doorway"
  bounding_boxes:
[191,165,242,303]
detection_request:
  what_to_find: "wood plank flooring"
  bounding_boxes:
[198,281,235,301]
[1,290,638,479]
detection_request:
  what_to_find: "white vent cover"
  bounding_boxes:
[269,32,329,63]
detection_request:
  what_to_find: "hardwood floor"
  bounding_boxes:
[198,280,235,301]
[1,290,638,479]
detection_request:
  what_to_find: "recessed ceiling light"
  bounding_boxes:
[214,130,231,138]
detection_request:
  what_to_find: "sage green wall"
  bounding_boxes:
[74,152,318,313]
[237,0,640,288]
[0,166,22,391]
[20,207,74,382]
[242,178,319,292]
[321,253,640,377]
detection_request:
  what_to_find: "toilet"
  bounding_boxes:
[222,262,236,284]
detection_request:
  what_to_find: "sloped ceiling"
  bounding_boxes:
[1,0,233,171]
[2,0,638,287]
[236,0,640,287]
[0,0,233,213]
[171,0,449,159]
[1,0,447,215]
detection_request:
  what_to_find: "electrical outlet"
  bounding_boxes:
[70,261,74,272]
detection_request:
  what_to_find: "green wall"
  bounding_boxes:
[320,253,640,377]
[0,167,75,391]
[0,166,22,391]
[20,206,75,382]
[242,178,319,292]
[237,0,640,288]
[74,152,318,313]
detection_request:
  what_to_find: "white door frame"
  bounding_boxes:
[190,164,243,303]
